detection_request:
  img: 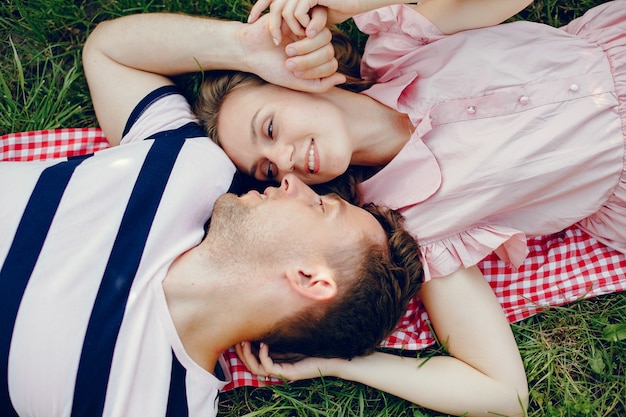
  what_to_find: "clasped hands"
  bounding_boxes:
[240,0,362,92]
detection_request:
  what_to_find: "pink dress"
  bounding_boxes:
[354,1,626,279]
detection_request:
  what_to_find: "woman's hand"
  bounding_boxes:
[240,12,346,92]
[235,341,343,382]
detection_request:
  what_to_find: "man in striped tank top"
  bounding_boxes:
[0,11,423,417]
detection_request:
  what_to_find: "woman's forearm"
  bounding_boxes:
[416,0,533,34]
[334,351,528,417]
[329,267,529,416]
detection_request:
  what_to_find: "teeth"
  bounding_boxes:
[308,145,315,173]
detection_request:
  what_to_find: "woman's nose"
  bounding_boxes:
[270,144,294,172]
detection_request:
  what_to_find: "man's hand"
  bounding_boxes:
[240,12,345,92]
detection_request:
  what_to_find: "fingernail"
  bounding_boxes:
[308,28,317,37]
[286,61,296,70]
[286,47,296,56]
[273,37,279,46]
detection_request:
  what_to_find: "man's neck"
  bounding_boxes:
[163,246,270,372]
[162,247,238,373]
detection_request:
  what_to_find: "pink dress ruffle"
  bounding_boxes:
[563,2,626,254]
[419,225,527,279]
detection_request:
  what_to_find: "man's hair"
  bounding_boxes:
[257,203,423,360]
[193,26,375,149]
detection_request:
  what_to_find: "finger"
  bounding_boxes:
[291,59,340,82]
[281,0,307,37]
[305,6,327,38]
[248,0,272,23]
[286,44,336,77]
[292,73,347,93]
[323,73,347,88]
[314,73,348,92]
[293,0,313,30]
[234,342,252,371]
[258,343,277,373]
[237,342,265,375]
[268,0,289,44]
[285,26,332,57]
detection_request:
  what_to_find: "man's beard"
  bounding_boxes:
[207,193,269,256]
[209,193,251,240]
[207,193,295,266]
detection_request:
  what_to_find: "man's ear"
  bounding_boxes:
[284,267,337,301]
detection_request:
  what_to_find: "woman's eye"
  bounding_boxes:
[267,119,274,139]
[265,162,276,179]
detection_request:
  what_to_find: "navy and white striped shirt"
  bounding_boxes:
[1,87,236,417]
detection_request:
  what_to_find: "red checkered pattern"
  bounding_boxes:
[1,128,109,161]
[4,128,625,391]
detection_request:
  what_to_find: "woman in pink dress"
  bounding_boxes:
[203,0,626,278]
[187,0,626,415]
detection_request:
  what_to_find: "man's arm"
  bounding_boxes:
[83,13,342,145]
[83,14,244,144]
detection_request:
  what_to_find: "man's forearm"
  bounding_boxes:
[82,11,342,143]
[83,12,252,143]
[86,13,247,76]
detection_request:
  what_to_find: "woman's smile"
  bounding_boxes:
[306,139,320,174]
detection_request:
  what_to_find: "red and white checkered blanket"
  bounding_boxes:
[1,128,110,161]
[3,128,626,390]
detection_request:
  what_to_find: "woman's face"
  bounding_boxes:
[217,84,353,185]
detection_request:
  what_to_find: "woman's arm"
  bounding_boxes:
[338,266,528,416]
[82,12,342,144]
[239,266,528,416]
[250,0,533,44]
[416,0,533,34]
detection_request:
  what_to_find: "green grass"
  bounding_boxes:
[2,0,625,415]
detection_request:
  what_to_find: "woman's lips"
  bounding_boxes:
[306,139,320,174]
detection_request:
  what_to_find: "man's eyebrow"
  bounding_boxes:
[326,193,343,202]
[326,193,345,218]
[248,108,261,177]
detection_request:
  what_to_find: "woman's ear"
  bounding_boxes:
[284,267,337,301]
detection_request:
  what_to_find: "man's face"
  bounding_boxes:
[210,174,386,266]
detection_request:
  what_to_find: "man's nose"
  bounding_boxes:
[280,174,318,200]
